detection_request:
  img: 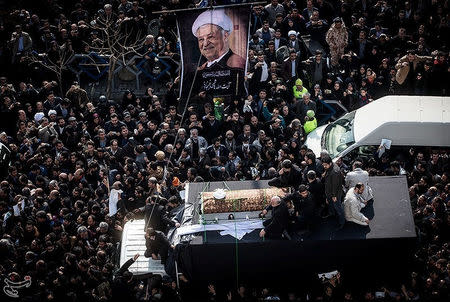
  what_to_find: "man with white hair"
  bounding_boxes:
[184,128,208,160]
[0,132,10,145]
[259,195,290,239]
[296,92,317,122]
[192,9,246,71]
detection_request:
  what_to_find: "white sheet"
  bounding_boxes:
[108,188,122,216]
[176,219,264,240]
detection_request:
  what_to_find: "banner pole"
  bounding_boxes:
[152,2,266,14]
[235,73,239,96]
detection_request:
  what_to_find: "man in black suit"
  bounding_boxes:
[206,137,229,159]
[283,184,317,231]
[352,30,373,64]
[322,155,345,229]
[142,195,174,232]
[236,124,257,145]
[259,195,290,239]
[144,227,172,264]
[304,49,328,86]
[250,51,270,95]
[272,28,287,50]
[107,139,123,162]
[203,112,222,142]
[281,50,302,83]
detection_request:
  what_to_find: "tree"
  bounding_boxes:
[87,12,147,98]
[26,42,75,97]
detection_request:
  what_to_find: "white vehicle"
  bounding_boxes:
[305,96,450,160]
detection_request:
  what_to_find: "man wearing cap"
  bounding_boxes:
[192,9,246,71]
[268,159,302,188]
[303,110,317,134]
[287,30,302,55]
[143,137,158,161]
[292,78,309,100]
[122,111,135,131]
[188,9,247,101]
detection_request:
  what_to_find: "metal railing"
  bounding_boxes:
[32,51,180,93]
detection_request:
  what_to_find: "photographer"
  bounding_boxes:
[37,117,57,143]
[262,99,286,128]
[342,82,358,111]
[8,25,32,64]
[303,49,329,87]
[249,51,270,95]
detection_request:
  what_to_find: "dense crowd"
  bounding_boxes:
[0,0,449,301]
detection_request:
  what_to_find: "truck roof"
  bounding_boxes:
[354,96,450,147]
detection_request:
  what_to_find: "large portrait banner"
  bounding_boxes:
[177,6,250,105]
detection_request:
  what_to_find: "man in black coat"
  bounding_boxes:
[303,152,323,181]
[144,228,172,264]
[206,137,229,159]
[111,253,140,302]
[259,195,290,239]
[322,155,345,229]
[284,185,317,230]
[268,159,302,188]
[142,196,171,232]
[352,30,373,64]
[306,170,326,215]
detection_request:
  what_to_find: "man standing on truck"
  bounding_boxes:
[322,155,346,229]
[345,161,374,208]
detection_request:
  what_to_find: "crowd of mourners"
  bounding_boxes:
[0,0,449,301]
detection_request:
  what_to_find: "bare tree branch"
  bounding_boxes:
[84,16,148,97]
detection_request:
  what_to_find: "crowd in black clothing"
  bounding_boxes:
[0,0,449,301]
